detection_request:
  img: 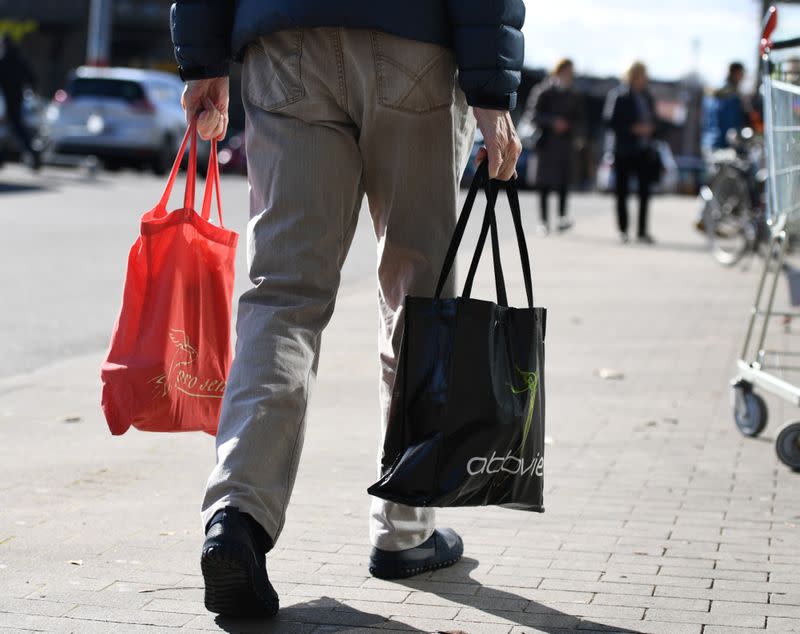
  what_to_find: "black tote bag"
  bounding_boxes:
[368,163,546,511]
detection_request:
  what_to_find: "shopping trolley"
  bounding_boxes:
[732,6,800,470]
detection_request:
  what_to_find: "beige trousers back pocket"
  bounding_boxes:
[370,31,456,114]
[243,29,305,112]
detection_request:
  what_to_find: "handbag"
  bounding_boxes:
[643,143,664,183]
[100,120,238,435]
[368,163,546,510]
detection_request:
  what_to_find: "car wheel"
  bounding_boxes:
[152,135,175,176]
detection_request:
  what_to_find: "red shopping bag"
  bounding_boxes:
[101,121,238,435]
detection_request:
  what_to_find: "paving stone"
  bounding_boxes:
[591,593,709,612]
[772,593,800,606]
[602,571,712,588]
[768,616,800,632]
[575,618,702,633]
[653,585,769,603]
[477,586,594,604]
[711,601,800,619]
[703,625,776,634]
[645,608,765,628]
[540,579,654,596]
[0,598,74,618]
[66,604,195,627]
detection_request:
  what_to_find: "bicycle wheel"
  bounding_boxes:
[705,165,752,266]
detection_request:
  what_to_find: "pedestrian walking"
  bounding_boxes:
[523,59,584,235]
[170,0,525,618]
[603,61,661,245]
[0,35,41,170]
[702,62,749,152]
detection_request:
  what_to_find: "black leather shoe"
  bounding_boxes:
[368,528,463,580]
[201,507,279,617]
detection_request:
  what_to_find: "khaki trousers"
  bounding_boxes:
[201,27,475,551]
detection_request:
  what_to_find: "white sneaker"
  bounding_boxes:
[536,224,550,237]
[557,217,574,233]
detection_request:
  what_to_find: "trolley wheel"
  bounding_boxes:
[776,421,800,471]
[732,385,768,437]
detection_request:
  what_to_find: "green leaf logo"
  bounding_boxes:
[509,366,539,456]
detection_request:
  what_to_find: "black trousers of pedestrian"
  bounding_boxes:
[615,153,652,237]
[539,186,567,225]
[4,91,35,156]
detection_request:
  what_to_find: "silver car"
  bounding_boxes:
[44,67,191,175]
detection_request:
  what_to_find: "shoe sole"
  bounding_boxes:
[368,544,464,580]
[201,544,279,617]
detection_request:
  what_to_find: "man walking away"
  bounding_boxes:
[0,35,41,171]
[170,0,525,618]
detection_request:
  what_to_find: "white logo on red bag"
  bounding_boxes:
[149,329,226,399]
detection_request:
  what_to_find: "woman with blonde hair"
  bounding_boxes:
[603,60,661,244]
[522,58,584,234]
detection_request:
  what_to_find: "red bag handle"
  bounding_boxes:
[200,140,225,227]
[155,119,199,216]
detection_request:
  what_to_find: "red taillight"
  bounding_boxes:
[130,98,156,114]
[54,89,69,104]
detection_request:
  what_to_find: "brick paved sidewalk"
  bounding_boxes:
[1,191,799,633]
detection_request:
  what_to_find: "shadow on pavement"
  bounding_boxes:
[213,596,426,633]
[394,557,643,633]
[0,181,49,194]
[207,558,644,633]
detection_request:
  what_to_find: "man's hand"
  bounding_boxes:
[181,77,230,141]
[632,122,654,138]
[553,117,570,134]
[473,107,522,181]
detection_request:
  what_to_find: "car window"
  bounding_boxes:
[68,78,145,102]
[148,83,181,104]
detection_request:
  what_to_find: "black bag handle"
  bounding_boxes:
[434,161,489,299]
[435,162,535,309]
[462,180,508,306]
[506,178,535,309]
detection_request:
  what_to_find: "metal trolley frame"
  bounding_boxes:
[732,6,800,469]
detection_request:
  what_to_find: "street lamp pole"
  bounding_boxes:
[86,0,113,66]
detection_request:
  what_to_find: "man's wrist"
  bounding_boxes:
[178,63,230,82]
[466,92,517,111]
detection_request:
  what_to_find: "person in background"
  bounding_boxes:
[0,35,40,170]
[603,61,660,245]
[523,58,584,235]
[702,62,747,152]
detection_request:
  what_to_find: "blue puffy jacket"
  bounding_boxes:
[170,0,526,110]
[701,84,746,151]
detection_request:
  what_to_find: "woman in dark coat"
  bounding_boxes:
[0,35,40,169]
[603,61,660,244]
[524,59,584,234]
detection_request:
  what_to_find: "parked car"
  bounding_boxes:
[42,66,197,175]
[595,140,679,194]
[218,131,247,175]
[0,89,44,165]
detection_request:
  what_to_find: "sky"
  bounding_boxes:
[522,0,800,87]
